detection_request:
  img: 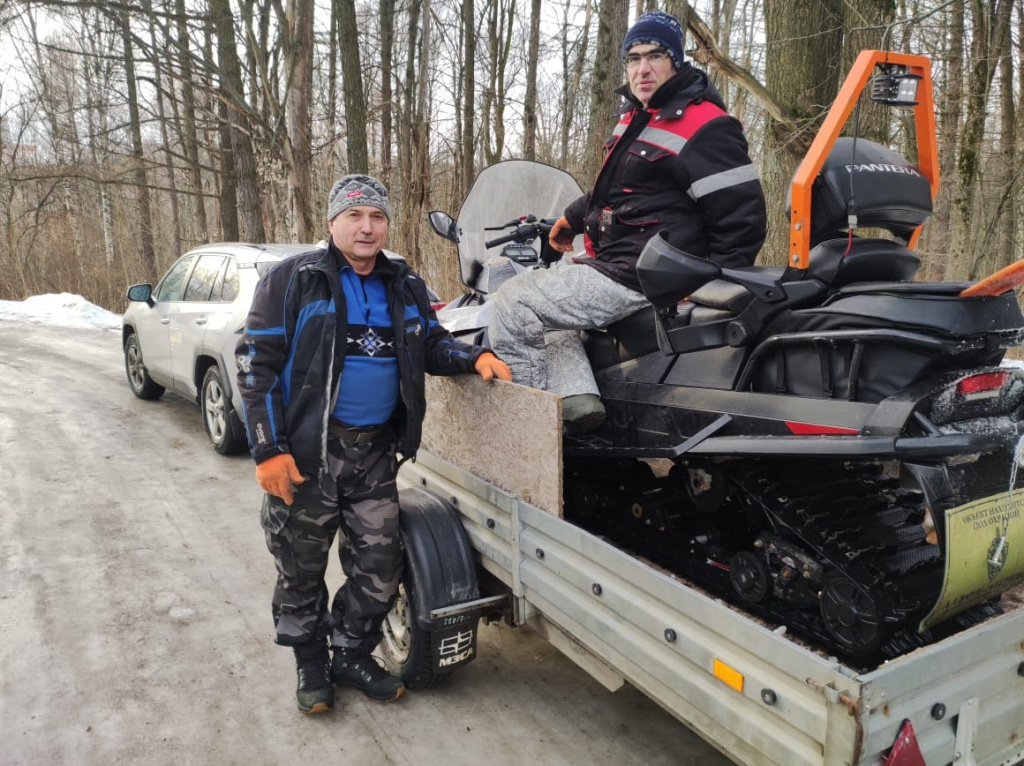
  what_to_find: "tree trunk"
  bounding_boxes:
[81,7,116,266]
[970,0,1015,279]
[840,0,895,145]
[926,0,964,276]
[947,0,1008,280]
[461,0,475,195]
[761,0,843,265]
[398,0,423,255]
[560,0,592,172]
[175,0,208,245]
[584,0,629,183]
[380,0,396,189]
[146,1,182,260]
[339,0,369,174]
[120,10,157,279]
[326,0,340,181]
[522,0,541,160]
[410,0,432,270]
[286,0,316,241]
[209,0,265,242]
[482,0,514,165]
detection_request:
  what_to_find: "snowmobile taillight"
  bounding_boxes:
[883,719,926,766]
[430,301,447,312]
[956,370,1010,400]
[785,421,860,436]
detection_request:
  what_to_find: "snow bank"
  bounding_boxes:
[0,293,121,331]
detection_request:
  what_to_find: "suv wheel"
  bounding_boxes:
[201,364,248,455]
[124,333,165,400]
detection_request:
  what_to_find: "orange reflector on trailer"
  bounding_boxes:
[713,659,744,692]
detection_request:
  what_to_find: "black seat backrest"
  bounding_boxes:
[807,238,920,288]
[808,137,933,245]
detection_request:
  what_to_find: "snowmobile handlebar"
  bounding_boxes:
[484,218,556,249]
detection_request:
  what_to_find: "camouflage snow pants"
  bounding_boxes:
[260,426,401,653]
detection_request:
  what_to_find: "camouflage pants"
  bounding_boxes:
[260,427,401,652]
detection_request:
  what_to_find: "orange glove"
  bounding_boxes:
[256,453,306,506]
[548,216,576,253]
[474,352,512,382]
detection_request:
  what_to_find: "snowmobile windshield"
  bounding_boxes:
[454,159,584,289]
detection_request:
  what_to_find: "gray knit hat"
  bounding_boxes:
[327,174,391,222]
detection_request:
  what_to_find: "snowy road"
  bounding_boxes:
[0,318,731,765]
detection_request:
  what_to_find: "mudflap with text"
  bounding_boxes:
[432,612,480,671]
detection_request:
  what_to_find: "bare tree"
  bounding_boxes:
[119,10,157,278]
[338,0,368,174]
[461,0,475,195]
[209,0,265,242]
[286,0,315,240]
[760,0,844,264]
[522,0,541,160]
[379,0,396,189]
[583,0,628,183]
[174,0,209,245]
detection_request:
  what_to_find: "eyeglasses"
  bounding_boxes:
[624,49,670,69]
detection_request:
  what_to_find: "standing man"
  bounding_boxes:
[237,174,511,714]
[490,11,766,432]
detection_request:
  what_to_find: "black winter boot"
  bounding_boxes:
[331,647,405,702]
[293,640,335,714]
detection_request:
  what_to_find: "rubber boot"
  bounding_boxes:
[331,647,405,702]
[293,640,335,714]
[562,393,606,433]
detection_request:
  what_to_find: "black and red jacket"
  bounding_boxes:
[564,64,767,290]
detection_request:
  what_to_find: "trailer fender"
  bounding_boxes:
[399,485,480,627]
[379,486,481,686]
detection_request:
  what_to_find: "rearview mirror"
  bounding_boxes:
[428,210,459,243]
[126,283,154,307]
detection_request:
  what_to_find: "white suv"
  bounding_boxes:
[122,242,445,455]
[122,243,314,453]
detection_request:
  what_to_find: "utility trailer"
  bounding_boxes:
[384,376,1024,766]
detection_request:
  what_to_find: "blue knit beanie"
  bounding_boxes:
[621,11,685,70]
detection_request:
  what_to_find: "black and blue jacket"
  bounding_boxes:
[236,242,487,472]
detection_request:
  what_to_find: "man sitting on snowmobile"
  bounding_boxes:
[489,10,766,432]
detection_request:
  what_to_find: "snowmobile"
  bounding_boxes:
[428,51,1024,664]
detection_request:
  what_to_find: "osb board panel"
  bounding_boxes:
[422,377,563,516]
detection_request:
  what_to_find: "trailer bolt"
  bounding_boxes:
[486,518,495,529]
[449,496,459,507]
[931,703,946,720]
[664,628,677,643]
[419,477,427,486]
[535,548,544,560]
[592,583,603,596]
[761,689,778,706]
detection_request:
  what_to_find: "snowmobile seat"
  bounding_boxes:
[806,237,921,288]
[588,275,777,368]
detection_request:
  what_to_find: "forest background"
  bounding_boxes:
[0,0,1021,312]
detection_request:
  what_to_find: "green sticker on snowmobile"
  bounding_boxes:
[921,488,1024,631]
